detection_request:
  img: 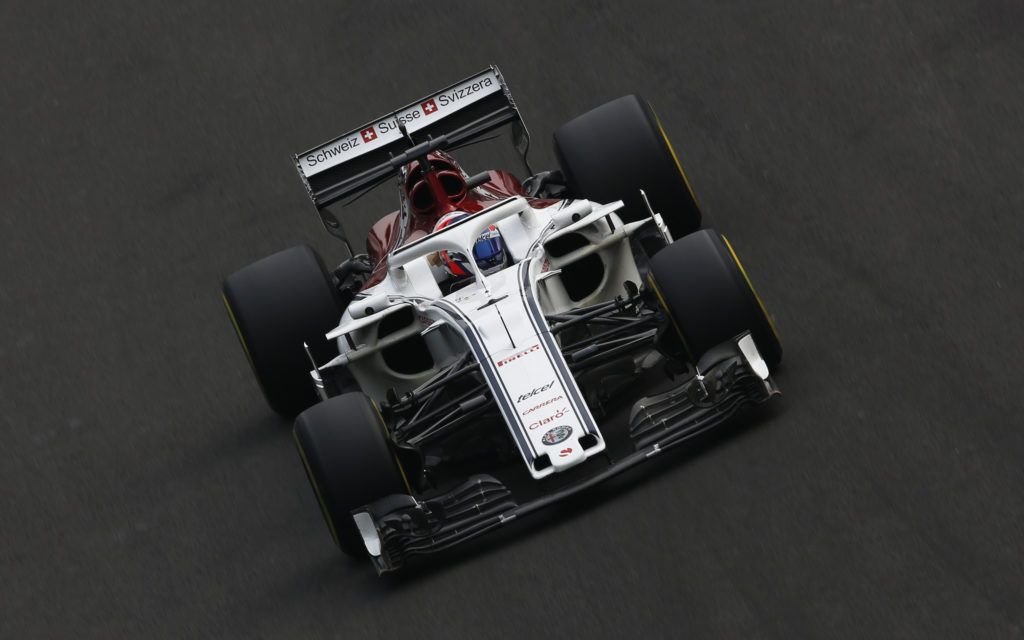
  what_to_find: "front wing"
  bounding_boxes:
[353,331,778,573]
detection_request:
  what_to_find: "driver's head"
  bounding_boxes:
[432,212,510,279]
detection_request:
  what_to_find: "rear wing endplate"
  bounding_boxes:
[293,66,529,219]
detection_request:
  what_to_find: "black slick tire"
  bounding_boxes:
[222,245,341,417]
[647,229,782,368]
[554,94,702,237]
[293,393,409,556]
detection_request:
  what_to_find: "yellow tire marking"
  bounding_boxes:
[651,106,701,210]
[294,397,412,551]
[222,293,257,374]
[721,235,781,345]
[293,429,342,548]
[646,272,694,362]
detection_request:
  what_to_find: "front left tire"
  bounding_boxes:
[293,393,410,556]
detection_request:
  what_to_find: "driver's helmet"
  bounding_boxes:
[433,211,510,278]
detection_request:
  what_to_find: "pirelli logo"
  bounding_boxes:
[496,344,540,367]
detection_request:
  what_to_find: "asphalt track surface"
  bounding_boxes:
[3,1,1024,638]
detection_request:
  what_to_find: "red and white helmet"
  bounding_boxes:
[434,212,473,277]
[433,212,509,278]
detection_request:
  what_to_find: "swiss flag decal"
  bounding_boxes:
[360,127,377,143]
[421,99,438,115]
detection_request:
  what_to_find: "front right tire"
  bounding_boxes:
[554,94,703,238]
[647,229,782,368]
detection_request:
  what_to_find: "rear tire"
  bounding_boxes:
[554,94,702,238]
[293,393,409,556]
[647,230,782,368]
[222,245,341,417]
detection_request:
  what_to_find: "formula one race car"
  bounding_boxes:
[223,66,782,573]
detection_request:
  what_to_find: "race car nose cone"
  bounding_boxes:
[549,442,586,471]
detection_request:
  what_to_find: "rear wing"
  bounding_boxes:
[293,66,530,227]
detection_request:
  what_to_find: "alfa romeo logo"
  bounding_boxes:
[541,425,573,446]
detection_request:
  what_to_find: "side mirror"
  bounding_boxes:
[318,205,355,257]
